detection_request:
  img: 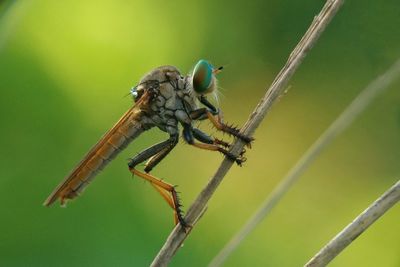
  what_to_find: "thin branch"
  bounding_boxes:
[150,0,344,266]
[209,57,400,267]
[305,180,400,267]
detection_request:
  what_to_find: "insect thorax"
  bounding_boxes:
[135,66,198,135]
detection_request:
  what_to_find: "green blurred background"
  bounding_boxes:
[1,0,399,266]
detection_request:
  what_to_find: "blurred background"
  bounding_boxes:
[0,0,399,266]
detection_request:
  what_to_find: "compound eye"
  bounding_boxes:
[192,59,214,94]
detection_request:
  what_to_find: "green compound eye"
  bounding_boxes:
[192,59,214,94]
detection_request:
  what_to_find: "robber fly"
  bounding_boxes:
[44,60,252,227]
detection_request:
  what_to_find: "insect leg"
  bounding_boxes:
[128,134,185,226]
[183,125,245,165]
[192,127,248,158]
[129,168,186,227]
[192,128,230,148]
[144,134,179,172]
[199,95,218,114]
[150,183,180,225]
[127,138,173,169]
[189,108,209,121]
[206,111,253,144]
[190,107,253,145]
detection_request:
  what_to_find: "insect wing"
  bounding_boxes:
[44,94,151,206]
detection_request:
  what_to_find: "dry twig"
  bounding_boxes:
[151,0,344,266]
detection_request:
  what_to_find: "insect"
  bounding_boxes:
[44,60,252,226]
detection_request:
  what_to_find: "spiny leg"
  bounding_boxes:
[144,139,181,224]
[192,128,230,148]
[129,169,185,226]
[128,134,186,226]
[198,96,251,141]
[150,182,179,225]
[193,129,244,159]
[183,125,245,165]
[192,127,246,157]
[190,107,253,145]
[206,111,253,145]
[144,143,178,210]
[141,144,182,223]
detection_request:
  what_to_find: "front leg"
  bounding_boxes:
[189,96,219,121]
[183,124,245,166]
[199,95,218,114]
[189,106,254,145]
[192,128,230,148]
[192,127,246,157]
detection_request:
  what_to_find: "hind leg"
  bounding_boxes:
[128,134,186,226]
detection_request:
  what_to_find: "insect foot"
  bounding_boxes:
[240,135,254,148]
[214,137,247,158]
[234,132,254,148]
[224,151,247,166]
[180,219,192,233]
[236,155,247,166]
[240,147,247,157]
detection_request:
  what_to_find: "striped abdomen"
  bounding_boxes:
[44,106,145,206]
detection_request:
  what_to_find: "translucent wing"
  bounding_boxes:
[44,93,152,206]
